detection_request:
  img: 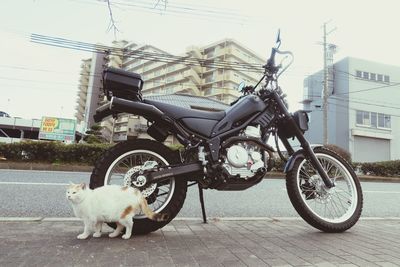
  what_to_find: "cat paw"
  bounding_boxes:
[93,232,102,238]
[77,233,90,239]
[108,232,119,238]
[122,234,131,240]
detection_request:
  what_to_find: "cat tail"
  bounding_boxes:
[139,196,169,222]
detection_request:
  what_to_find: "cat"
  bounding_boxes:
[66,183,168,239]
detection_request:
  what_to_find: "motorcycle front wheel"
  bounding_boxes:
[90,139,187,235]
[286,147,363,232]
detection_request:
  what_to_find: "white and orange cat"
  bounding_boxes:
[66,183,167,239]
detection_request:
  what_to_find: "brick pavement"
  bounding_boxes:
[0,218,399,266]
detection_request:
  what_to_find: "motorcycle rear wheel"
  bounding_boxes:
[90,139,187,235]
[286,147,363,232]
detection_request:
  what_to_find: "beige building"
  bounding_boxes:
[75,39,265,142]
[75,58,91,125]
[122,39,265,104]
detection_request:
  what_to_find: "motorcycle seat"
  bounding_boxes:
[144,99,226,121]
[144,99,226,137]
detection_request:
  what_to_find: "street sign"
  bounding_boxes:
[39,117,76,142]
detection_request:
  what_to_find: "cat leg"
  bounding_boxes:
[109,222,124,238]
[121,218,134,240]
[77,220,91,239]
[93,222,103,238]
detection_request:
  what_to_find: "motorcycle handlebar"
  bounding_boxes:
[267,47,277,68]
[264,47,294,78]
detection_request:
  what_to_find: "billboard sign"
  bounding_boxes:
[39,117,76,142]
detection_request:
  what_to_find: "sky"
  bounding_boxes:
[0,0,399,120]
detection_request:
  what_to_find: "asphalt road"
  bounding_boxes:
[1,169,400,218]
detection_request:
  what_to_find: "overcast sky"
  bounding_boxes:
[0,0,399,120]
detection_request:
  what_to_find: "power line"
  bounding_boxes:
[327,100,400,118]
[30,33,268,73]
[305,91,400,109]
[0,76,78,86]
[98,0,251,23]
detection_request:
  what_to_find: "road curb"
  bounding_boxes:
[1,216,400,222]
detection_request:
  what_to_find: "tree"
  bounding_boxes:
[83,124,107,144]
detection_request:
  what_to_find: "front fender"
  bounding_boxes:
[283,145,323,173]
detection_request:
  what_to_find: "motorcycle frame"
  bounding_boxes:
[94,88,334,189]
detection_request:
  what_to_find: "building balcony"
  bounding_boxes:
[186,46,203,60]
[184,69,202,85]
[173,85,201,96]
[76,98,86,108]
[113,133,127,142]
[115,116,129,124]
[114,125,128,133]
[133,124,148,133]
[204,88,240,98]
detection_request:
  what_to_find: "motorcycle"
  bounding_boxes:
[91,31,363,234]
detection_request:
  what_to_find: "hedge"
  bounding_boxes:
[1,141,399,177]
[0,141,112,165]
[357,160,400,177]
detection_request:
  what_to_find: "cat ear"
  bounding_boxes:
[80,183,86,190]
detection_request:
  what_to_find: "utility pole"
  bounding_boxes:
[322,22,336,145]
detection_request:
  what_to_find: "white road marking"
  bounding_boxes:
[0,169,90,174]
[364,190,400,194]
[0,181,69,186]
[281,188,400,194]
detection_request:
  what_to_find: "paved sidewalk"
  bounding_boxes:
[1,219,400,267]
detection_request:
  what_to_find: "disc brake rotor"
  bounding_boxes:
[123,166,157,197]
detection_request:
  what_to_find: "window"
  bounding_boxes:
[356,111,363,124]
[166,76,175,83]
[167,65,175,72]
[205,73,215,83]
[371,112,377,128]
[362,111,370,125]
[384,75,390,83]
[378,113,391,128]
[356,70,389,84]
[370,73,376,81]
[204,88,215,95]
[356,110,391,129]
[165,87,173,94]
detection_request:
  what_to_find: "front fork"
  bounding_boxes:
[272,93,334,189]
[298,139,334,189]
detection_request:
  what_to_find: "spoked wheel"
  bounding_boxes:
[90,139,187,235]
[286,147,363,232]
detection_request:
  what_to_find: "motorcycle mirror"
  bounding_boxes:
[237,81,245,92]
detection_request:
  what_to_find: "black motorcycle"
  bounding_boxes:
[91,31,363,234]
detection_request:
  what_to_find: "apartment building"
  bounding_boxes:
[303,57,400,162]
[75,39,265,142]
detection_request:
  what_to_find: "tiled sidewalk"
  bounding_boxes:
[0,218,399,266]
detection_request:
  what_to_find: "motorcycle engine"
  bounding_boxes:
[222,126,266,179]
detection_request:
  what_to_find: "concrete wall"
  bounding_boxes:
[304,57,400,162]
[347,58,400,161]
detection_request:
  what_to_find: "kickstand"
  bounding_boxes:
[198,183,207,223]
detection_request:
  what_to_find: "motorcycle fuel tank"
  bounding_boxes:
[211,95,267,137]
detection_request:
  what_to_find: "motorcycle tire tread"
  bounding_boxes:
[89,139,188,235]
[286,147,363,233]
